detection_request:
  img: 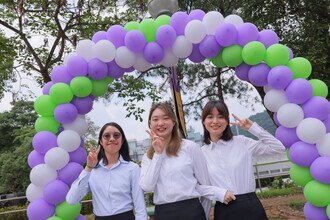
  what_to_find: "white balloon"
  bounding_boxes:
[224,14,244,26]
[44,147,70,170]
[202,11,224,34]
[161,49,179,67]
[172,36,193,59]
[115,46,136,68]
[63,52,77,66]
[185,20,207,43]
[63,115,88,136]
[30,164,57,187]
[263,89,288,112]
[297,118,326,144]
[316,133,330,156]
[263,85,272,93]
[57,130,81,152]
[76,39,95,61]
[26,183,43,202]
[94,40,116,62]
[277,103,304,128]
[133,55,151,72]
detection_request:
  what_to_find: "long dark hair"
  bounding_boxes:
[97,122,131,166]
[202,100,233,144]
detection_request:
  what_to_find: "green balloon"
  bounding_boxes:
[309,79,328,98]
[327,203,330,219]
[103,76,114,85]
[289,164,313,187]
[124,21,140,32]
[222,45,243,67]
[34,95,57,117]
[49,83,73,105]
[304,180,330,207]
[210,52,226,68]
[265,44,290,67]
[139,18,157,42]
[55,201,81,220]
[287,57,312,79]
[35,116,60,134]
[70,76,93,98]
[155,15,170,28]
[242,41,266,65]
[47,216,62,220]
[91,78,109,97]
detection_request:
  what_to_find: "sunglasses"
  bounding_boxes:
[102,132,122,141]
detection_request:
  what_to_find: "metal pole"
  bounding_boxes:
[255,163,263,193]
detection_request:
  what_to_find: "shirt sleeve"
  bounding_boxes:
[139,153,164,192]
[246,122,286,156]
[130,164,148,220]
[66,169,91,205]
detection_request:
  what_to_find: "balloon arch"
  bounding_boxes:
[27,9,330,220]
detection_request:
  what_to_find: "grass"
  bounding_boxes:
[256,187,302,199]
[288,200,305,210]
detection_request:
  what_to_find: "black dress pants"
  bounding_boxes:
[95,210,135,220]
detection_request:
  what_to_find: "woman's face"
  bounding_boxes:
[149,108,175,139]
[203,107,228,139]
[100,126,123,155]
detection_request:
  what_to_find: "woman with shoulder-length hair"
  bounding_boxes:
[66,122,148,220]
[139,102,234,220]
[201,100,285,220]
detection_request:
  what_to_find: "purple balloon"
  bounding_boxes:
[275,126,299,148]
[27,198,55,220]
[268,66,293,89]
[310,157,330,184]
[248,63,270,86]
[304,202,328,220]
[235,63,251,81]
[28,150,45,168]
[67,55,88,77]
[54,103,78,124]
[44,180,69,205]
[188,44,206,63]
[125,30,146,53]
[287,46,294,59]
[188,9,205,21]
[106,25,126,48]
[285,79,313,104]
[92,31,107,43]
[302,97,330,121]
[273,112,281,127]
[125,66,135,73]
[236,22,259,46]
[69,146,87,165]
[32,131,57,154]
[51,65,73,84]
[107,60,125,79]
[156,25,177,48]
[323,115,330,133]
[71,96,93,115]
[170,11,189,35]
[42,81,54,95]
[257,30,279,48]
[289,141,319,167]
[215,23,238,47]
[143,42,164,64]
[88,58,108,80]
[58,162,83,186]
[199,35,221,58]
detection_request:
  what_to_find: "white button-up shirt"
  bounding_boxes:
[139,139,227,217]
[66,156,147,219]
[202,123,285,195]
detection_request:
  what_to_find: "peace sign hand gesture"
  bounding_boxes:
[146,130,165,155]
[230,114,253,130]
[87,144,100,168]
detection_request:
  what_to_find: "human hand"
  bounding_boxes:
[231,114,253,130]
[87,144,100,168]
[146,130,165,154]
[223,191,236,204]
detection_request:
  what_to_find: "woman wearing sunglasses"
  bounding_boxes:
[66,122,148,220]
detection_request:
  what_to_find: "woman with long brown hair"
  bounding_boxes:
[139,102,234,220]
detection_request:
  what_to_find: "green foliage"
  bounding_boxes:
[288,200,305,210]
[257,186,302,199]
[0,205,28,220]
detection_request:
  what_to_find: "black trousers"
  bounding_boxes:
[214,192,268,220]
[95,210,135,220]
[154,198,206,220]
